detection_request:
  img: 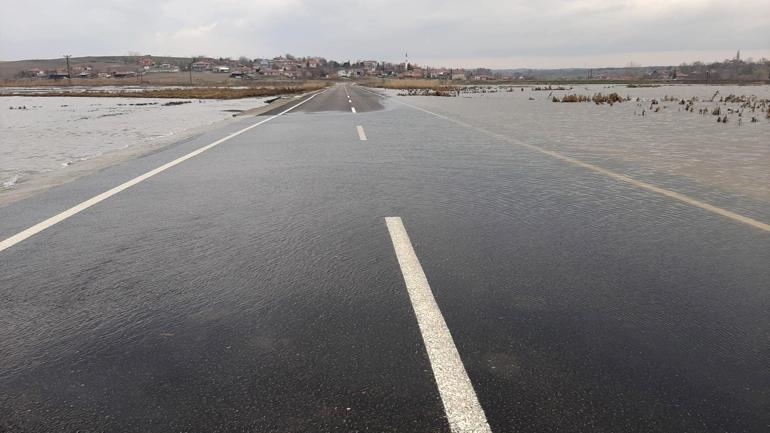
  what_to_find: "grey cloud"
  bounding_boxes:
[1,0,768,67]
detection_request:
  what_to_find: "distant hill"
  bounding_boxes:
[492,66,668,80]
[494,59,770,81]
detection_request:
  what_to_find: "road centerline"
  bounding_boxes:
[356,125,368,141]
[0,90,326,253]
[385,217,493,433]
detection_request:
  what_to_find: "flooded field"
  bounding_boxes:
[388,84,770,219]
[0,85,190,95]
[3,84,768,217]
[1,82,768,433]
[0,95,268,199]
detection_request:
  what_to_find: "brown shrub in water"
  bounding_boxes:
[397,88,458,97]
[557,93,625,104]
[592,92,624,104]
[561,94,589,102]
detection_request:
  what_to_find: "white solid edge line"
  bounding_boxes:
[0,89,326,253]
[356,125,367,141]
[385,217,493,433]
[358,86,770,233]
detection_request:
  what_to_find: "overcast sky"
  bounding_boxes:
[1,0,768,68]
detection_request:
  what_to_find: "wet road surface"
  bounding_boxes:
[1,84,768,432]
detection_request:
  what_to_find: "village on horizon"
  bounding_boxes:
[3,50,769,83]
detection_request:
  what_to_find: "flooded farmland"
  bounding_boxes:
[387,84,770,220]
[1,82,769,433]
[2,84,768,218]
[0,94,269,201]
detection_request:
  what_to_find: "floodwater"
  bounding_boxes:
[0,95,267,193]
[0,85,255,95]
[0,84,768,432]
[389,84,770,220]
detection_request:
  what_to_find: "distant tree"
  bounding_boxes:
[740,62,755,76]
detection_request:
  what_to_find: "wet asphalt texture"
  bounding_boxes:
[1,85,768,433]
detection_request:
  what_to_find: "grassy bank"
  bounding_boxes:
[0,82,329,99]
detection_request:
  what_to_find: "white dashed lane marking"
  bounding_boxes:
[356,125,367,141]
[385,217,493,433]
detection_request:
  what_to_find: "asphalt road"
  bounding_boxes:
[1,84,768,433]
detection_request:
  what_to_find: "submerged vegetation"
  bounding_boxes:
[554,92,628,104]
[533,85,570,91]
[397,88,459,97]
[637,93,770,123]
[367,79,460,96]
[370,80,533,96]
[374,81,770,127]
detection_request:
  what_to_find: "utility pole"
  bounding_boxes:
[63,54,72,85]
[190,57,194,85]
